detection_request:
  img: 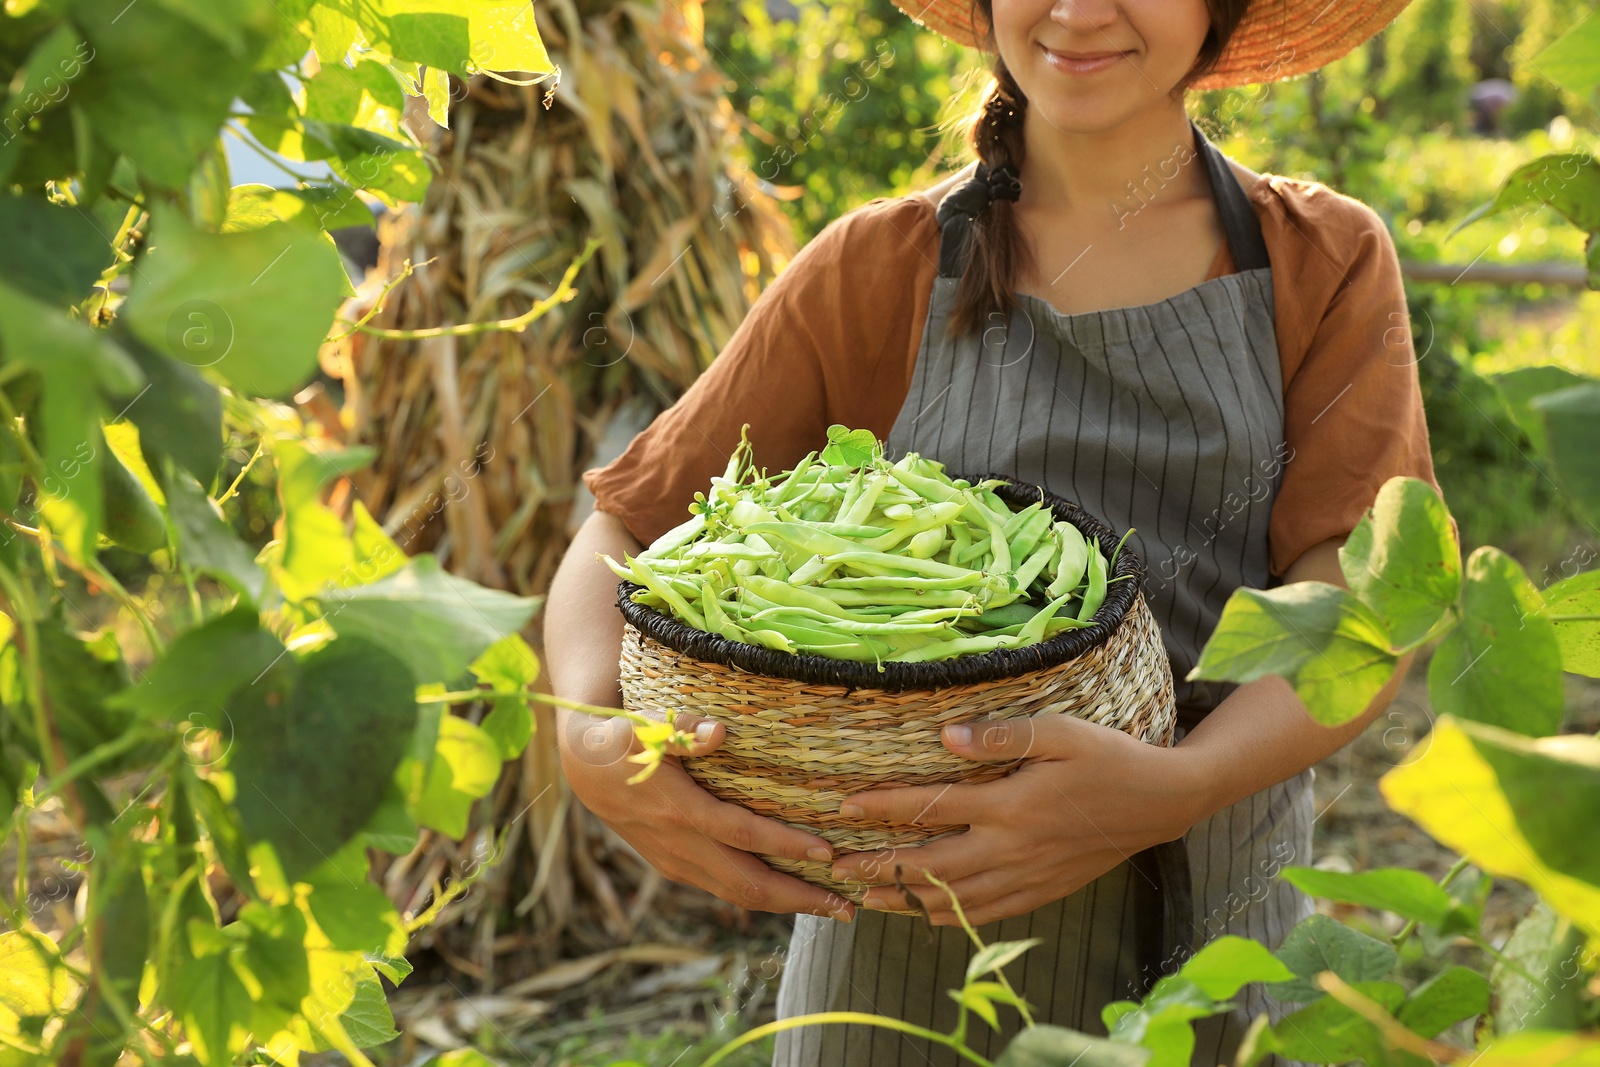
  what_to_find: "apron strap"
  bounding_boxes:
[934,121,1271,280]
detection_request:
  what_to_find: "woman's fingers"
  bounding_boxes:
[660,712,724,757]
[828,831,996,888]
[836,779,993,827]
[660,763,837,865]
[693,842,856,921]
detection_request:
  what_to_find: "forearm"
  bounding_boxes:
[1172,533,1408,820]
[1175,650,1412,820]
[543,508,641,738]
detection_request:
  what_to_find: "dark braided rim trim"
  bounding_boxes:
[615,476,1144,692]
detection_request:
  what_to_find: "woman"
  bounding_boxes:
[545,0,1440,1063]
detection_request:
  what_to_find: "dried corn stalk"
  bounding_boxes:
[328,0,796,987]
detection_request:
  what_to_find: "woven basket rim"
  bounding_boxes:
[615,476,1146,692]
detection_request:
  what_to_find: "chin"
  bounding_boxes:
[1027,94,1142,135]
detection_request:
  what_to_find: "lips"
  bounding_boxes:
[1039,45,1130,75]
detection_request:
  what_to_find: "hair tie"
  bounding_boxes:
[937,160,1023,226]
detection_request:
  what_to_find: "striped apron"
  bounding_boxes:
[772,125,1315,1067]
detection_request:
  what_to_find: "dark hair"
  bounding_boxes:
[946,0,1255,340]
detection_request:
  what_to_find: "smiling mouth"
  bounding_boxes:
[1039,46,1130,75]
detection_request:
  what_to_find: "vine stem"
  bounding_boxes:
[1549,613,1600,622]
[215,442,265,507]
[927,871,1037,1028]
[1392,855,1470,949]
[346,237,599,340]
[325,257,436,342]
[1315,972,1471,1062]
[697,1012,996,1067]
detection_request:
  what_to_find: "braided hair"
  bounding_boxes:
[944,0,1255,340]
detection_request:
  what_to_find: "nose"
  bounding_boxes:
[1049,0,1118,31]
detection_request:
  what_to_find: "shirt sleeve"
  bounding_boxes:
[581,198,931,547]
[1261,180,1450,577]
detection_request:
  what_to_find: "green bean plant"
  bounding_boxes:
[0,1,565,1064]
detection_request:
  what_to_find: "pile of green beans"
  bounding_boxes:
[602,427,1129,665]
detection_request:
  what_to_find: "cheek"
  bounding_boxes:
[989,0,1051,60]
[1127,0,1211,81]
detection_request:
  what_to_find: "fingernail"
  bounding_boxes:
[861,895,888,911]
[946,724,971,746]
[833,907,854,924]
[830,866,849,882]
[806,846,832,862]
[694,721,716,743]
[839,802,864,819]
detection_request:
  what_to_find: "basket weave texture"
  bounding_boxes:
[616,480,1177,906]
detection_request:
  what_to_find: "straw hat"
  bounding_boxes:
[889,0,1414,90]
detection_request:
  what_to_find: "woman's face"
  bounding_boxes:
[988,0,1212,132]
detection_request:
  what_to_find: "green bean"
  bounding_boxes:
[906,527,946,559]
[637,512,707,561]
[1076,544,1108,623]
[1007,508,1054,563]
[1011,533,1058,593]
[624,557,705,630]
[741,521,861,557]
[747,605,956,634]
[821,550,976,579]
[840,472,889,525]
[1047,523,1090,599]
[823,573,992,591]
[891,632,1021,662]
[684,540,778,560]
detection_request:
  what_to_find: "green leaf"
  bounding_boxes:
[0,194,111,308]
[1548,572,1600,681]
[228,637,419,880]
[1534,15,1600,99]
[1265,914,1397,1004]
[1103,978,1217,1067]
[236,900,312,1036]
[321,555,541,686]
[315,968,399,1050]
[167,949,252,1065]
[164,466,268,603]
[821,424,877,467]
[410,714,501,838]
[306,880,406,956]
[470,632,540,692]
[1533,383,1600,526]
[966,938,1043,984]
[1470,1033,1600,1067]
[1277,867,1456,928]
[72,0,272,189]
[427,1051,506,1067]
[351,499,406,582]
[1490,365,1595,458]
[1459,154,1600,235]
[115,329,224,486]
[0,282,129,560]
[272,437,374,598]
[123,207,349,398]
[36,623,139,766]
[1187,582,1398,725]
[1337,478,1460,649]
[1381,718,1600,940]
[0,930,68,1017]
[1396,967,1489,1038]
[109,608,281,724]
[423,66,452,127]
[367,951,413,985]
[478,695,532,762]
[952,982,1001,1031]
[223,184,375,234]
[1270,980,1406,1064]
[304,58,405,135]
[1492,903,1587,1033]
[1175,935,1294,1000]
[996,1026,1151,1067]
[361,0,553,76]
[1426,547,1564,737]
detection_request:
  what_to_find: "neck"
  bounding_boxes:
[1016,100,1205,214]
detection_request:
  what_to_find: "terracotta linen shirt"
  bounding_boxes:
[584,173,1441,578]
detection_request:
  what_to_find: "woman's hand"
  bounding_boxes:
[558,706,857,923]
[824,715,1208,927]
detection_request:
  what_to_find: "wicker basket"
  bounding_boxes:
[616,478,1177,908]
